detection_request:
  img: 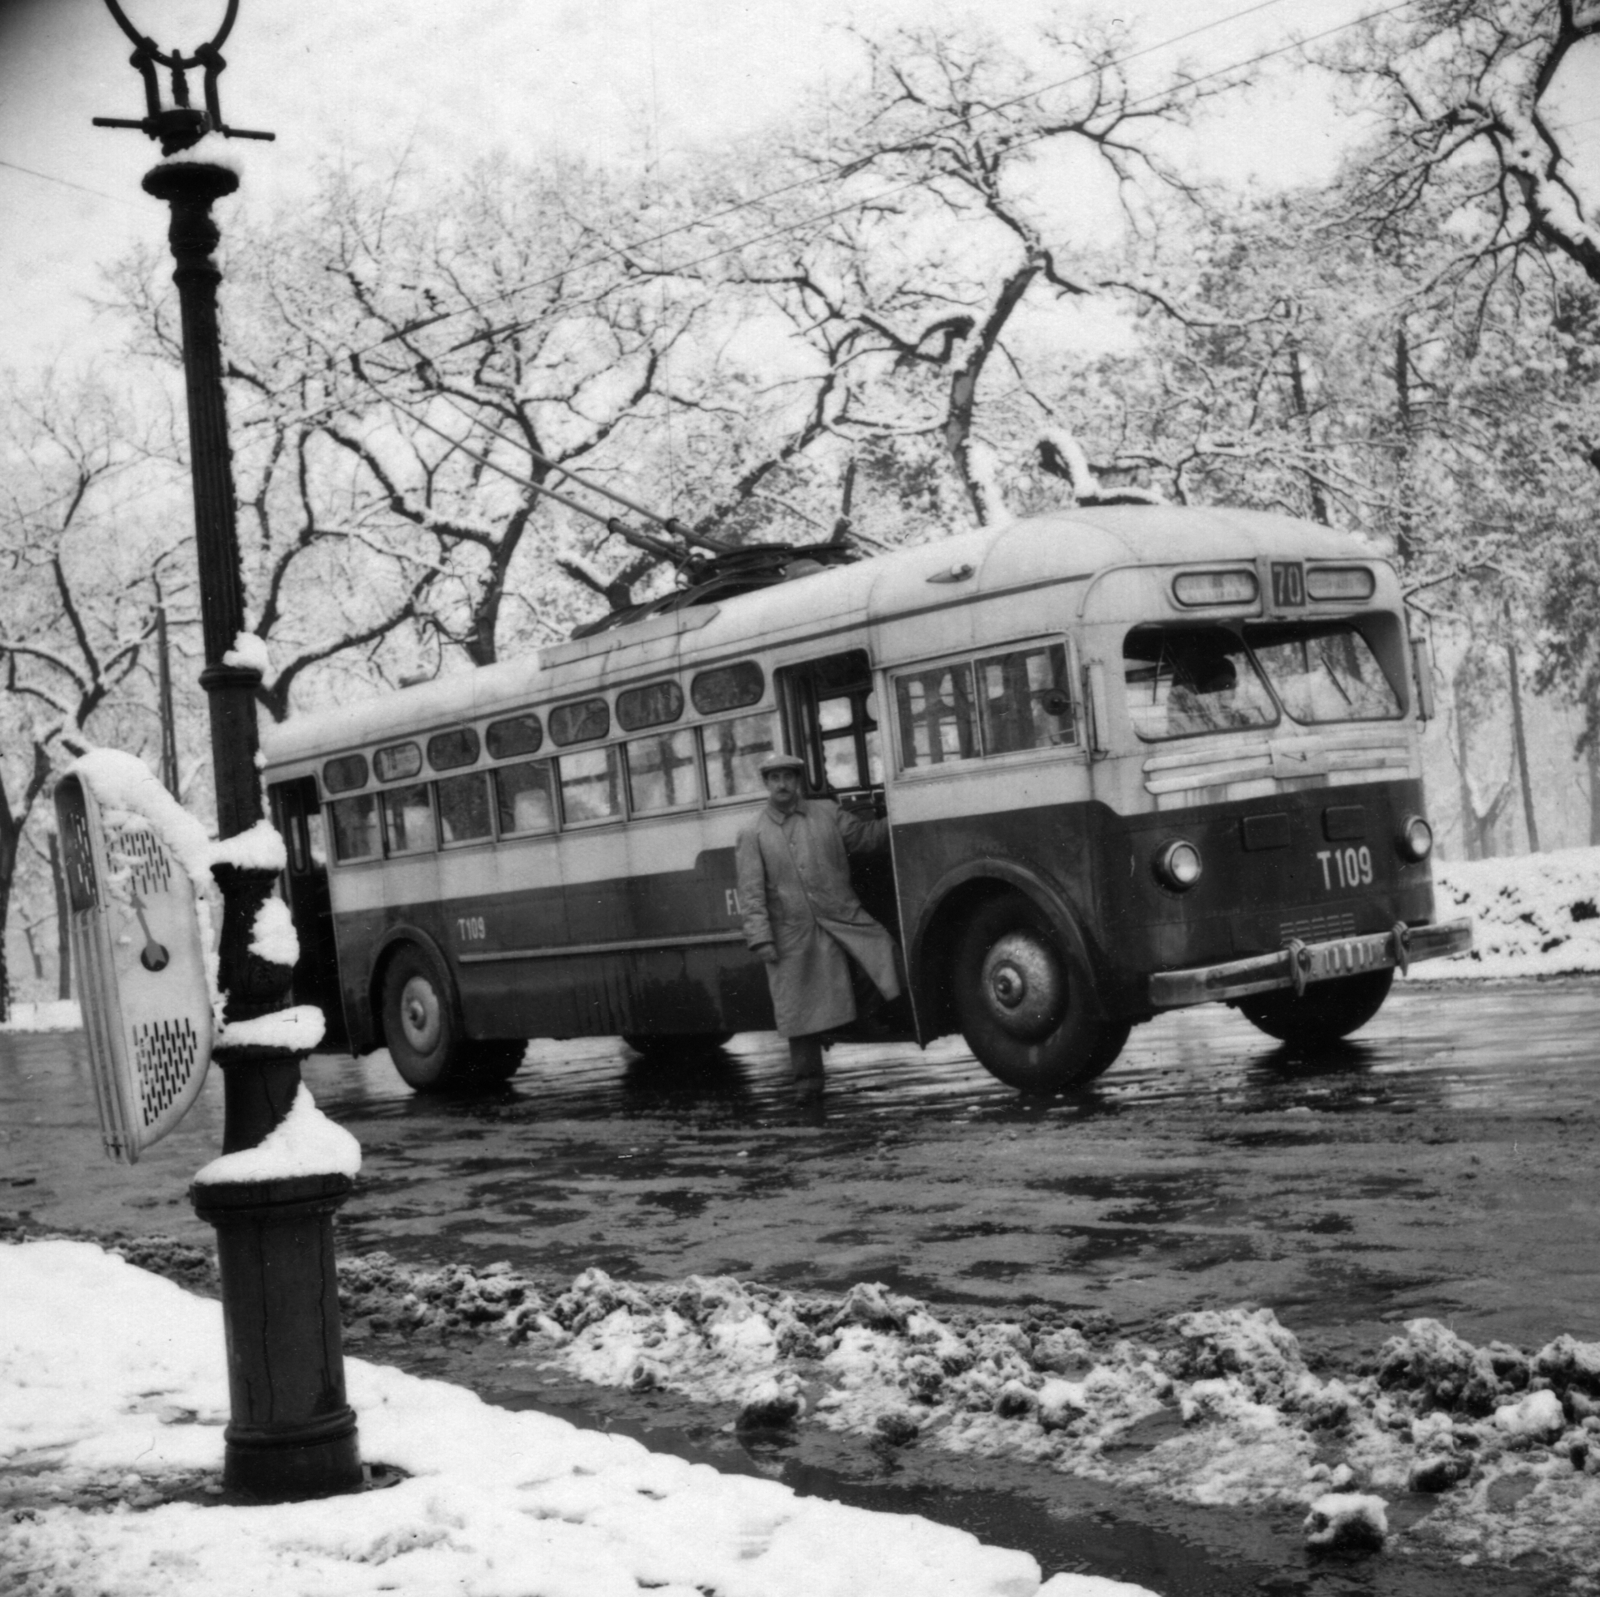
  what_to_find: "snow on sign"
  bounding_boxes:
[54,772,214,1163]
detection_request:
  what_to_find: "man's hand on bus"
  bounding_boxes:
[753,943,780,964]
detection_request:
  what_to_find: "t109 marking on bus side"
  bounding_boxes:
[457,915,487,941]
[1317,846,1373,891]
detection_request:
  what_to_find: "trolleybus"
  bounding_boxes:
[263,502,1471,1094]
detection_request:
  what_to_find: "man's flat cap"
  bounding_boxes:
[757,751,806,775]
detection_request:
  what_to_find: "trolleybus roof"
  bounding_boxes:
[260,503,1382,768]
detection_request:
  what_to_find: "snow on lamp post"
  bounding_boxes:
[92,0,363,1498]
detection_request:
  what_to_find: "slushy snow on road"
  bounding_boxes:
[0,1240,1157,1597]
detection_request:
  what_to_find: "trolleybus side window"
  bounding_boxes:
[702,711,778,800]
[1122,625,1277,741]
[323,753,368,793]
[692,661,764,714]
[976,642,1076,753]
[495,759,557,836]
[550,697,610,746]
[627,727,701,814]
[486,714,542,758]
[330,792,379,861]
[374,741,423,782]
[559,745,623,823]
[305,807,328,869]
[895,662,978,768]
[381,783,436,855]
[1242,620,1402,724]
[777,651,881,795]
[617,680,685,731]
[428,727,481,770]
[438,771,493,844]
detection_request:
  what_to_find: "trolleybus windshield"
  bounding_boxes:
[1242,620,1402,725]
[1124,619,1403,741]
[1122,624,1277,740]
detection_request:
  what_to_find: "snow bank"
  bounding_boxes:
[326,1258,1600,1583]
[1431,847,1600,978]
[0,1000,82,1032]
[0,1240,1155,1597]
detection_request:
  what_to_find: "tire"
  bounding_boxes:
[1237,967,1394,1046]
[622,1032,733,1064]
[380,944,522,1092]
[952,892,1128,1093]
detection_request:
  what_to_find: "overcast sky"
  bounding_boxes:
[1,0,1596,369]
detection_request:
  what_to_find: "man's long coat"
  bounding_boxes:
[735,797,901,1038]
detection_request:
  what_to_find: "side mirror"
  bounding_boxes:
[1411,637,1436,722]
[1085,659,1111,756]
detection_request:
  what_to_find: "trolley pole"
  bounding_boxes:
[94,2,363,1499]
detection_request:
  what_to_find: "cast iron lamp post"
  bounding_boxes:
[94,2,362,1498]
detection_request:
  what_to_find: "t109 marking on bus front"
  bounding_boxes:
[1317,846,1373,891]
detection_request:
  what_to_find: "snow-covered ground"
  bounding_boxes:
[1429,847,1600,978]
[0,1240,1153,1597]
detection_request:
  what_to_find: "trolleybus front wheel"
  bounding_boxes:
[1236,967,1394,1047]
[381,945,523,1092]
[952,893,1128,1094]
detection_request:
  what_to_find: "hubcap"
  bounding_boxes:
[399,975,442,1053]
[979,930,1064,1040]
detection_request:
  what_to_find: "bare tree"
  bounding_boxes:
[0,372,179,1015]
[671,20,1248,531]
[1320,1,1600,293]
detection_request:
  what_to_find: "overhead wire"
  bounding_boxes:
[365,0,1366,354]
[0,158,135,205]
[365,0,1421,374]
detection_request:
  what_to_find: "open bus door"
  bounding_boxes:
[774,649,899,939]
[267,775,347,1046]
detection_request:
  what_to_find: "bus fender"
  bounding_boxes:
[906,860,1107,1045]
[367,926,460,1049]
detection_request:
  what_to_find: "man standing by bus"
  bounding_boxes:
[736,752,901,1103]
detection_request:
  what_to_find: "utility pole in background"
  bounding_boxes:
[93,0,363,1498]
[155,600,179,796]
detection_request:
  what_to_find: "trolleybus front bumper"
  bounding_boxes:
[1149,918,1473,1010]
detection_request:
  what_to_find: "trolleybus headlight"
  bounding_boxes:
[1154,839,1203,891]
[1398,815,1433,862]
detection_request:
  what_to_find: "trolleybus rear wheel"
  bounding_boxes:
[952,893,1128,1093]
[381,945,522,1091]
[1237,967,1394,1046]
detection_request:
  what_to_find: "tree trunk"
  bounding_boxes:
[1506,628,1540,853]
[0,882,10,1024]
[1393,323,1416,566]
[1452,673,1482,860]
[1287,339,1330,526]
[1589,736,1600,847]
[49,830,70,1001]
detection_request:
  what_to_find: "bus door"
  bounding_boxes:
[267,776,347,1045]
[774,650,898,936]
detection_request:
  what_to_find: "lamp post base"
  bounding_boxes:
[191,1170,363,1500]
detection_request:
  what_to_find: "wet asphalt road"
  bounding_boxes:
[7,976,1597,1359]
[4,977,1600,1595]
